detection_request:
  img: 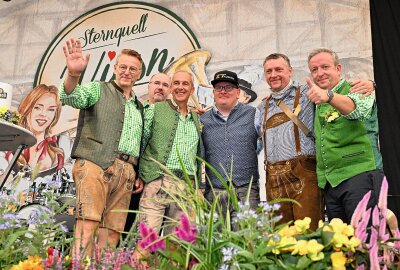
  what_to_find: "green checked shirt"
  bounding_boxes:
[333,79,375,120]
[59,81,143,157]
[143,100,199,175]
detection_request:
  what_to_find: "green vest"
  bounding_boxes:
[139,100,202,183]
[71,81,143,169]
[314,80,380,188]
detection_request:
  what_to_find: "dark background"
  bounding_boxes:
[370,0,400,218]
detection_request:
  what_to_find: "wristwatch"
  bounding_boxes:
[326,89,334,103]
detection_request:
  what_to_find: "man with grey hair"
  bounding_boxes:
[133,71,202,260]
[306,47,383,224]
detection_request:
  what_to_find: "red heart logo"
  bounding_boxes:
[108,51,116,61]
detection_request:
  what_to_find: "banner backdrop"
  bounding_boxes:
[0,0,374,201]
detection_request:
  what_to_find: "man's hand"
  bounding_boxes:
[63,38,90,77]
[306,77,329,104]
[349,80,374,96]
[192,107,206,115]
[132,178,144,194]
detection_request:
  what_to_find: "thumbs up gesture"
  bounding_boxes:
[306,77,329,104]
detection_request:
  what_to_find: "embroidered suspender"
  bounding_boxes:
[261,87,302,170]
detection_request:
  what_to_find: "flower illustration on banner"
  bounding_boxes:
[0,106,20,124]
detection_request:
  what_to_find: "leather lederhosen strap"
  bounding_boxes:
[261,87,301,171]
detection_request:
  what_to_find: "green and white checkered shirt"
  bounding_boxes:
[143,101,199,175]
[333,79,375,120]
[59,81,143,157]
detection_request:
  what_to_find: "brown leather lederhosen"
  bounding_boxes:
[261,87,323,229]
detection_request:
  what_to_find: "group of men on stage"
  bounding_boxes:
[60,38,383,261]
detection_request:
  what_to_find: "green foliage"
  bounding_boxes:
[0,193,72,269]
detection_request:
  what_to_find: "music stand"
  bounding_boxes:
[0,121,36,190]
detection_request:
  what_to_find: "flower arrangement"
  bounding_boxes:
[0,193,71,269]
[129,176,399,270]
[0,106,20,124]
[324,108,340,123]
[3,161,399,270]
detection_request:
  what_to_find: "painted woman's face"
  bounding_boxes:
[28,93,57,135]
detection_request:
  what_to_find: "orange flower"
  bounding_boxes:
[10,255,44,270]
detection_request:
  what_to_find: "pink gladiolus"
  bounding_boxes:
[354,208,371,244]
[378,215,389,242]
[369,244,380,270]
[356,265,365,270]
[378,177,388,217]
[394,229,400,250]
[174,214,198,243]
[372,206,380,227]
[382,249,393,266]
[368,226,378,249]
[138,222,166,252]
[351,191,371,227]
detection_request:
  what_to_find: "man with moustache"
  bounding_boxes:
[306,48,383,224]
[145,73,171,105]
[134,71,201,258]
[59,38,144,256]
[255,53,374,229]
[201,70,260,227]
[124,72,171,235]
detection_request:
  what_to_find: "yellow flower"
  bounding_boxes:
[325,110,340,123]
[0,106,7,114]
[331,251,347,270]
[342,225,355,237]
[332,232,350,250]
[327,116,336,122]
[294,217,311,233]
[278,225,298,237]
[7,203,18,213]
[318,220,325,228]
[292,239,309,256]
[277,236,297,253]
[83,255,91,269]
[329,219,347,233]
[307,239,325,261]
[347,236,361,252]
[10,255,44,270]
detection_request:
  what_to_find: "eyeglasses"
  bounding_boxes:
[214,85,237,92]
[117,65,140,74]
[149,81,170,88]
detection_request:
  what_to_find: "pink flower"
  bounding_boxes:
[354,208,371,244]
[113,248,133,269]
[393,229,400,250]
[351,191,371,227]
[189,257,199,269]
[174,214,198,243]
[356,265,365,270]
[378,177,388,217]
[368,226,378,249]
[138,222,166,252]
[369,244,380,270]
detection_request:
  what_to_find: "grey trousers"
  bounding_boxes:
[204,184,259,230]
